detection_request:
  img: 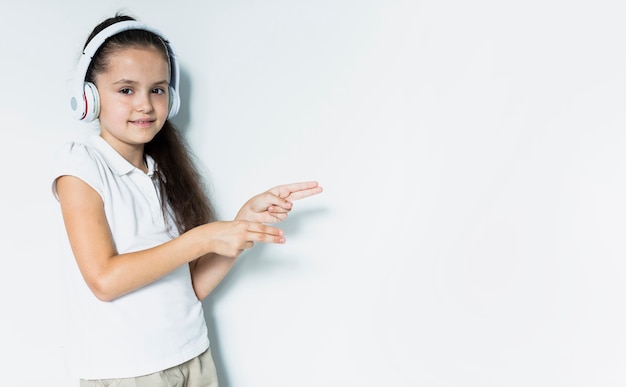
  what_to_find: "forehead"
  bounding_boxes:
[99,46,169,81]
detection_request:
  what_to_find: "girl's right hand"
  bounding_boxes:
[201,220,285,258]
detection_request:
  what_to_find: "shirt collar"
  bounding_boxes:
[88,134,156,177]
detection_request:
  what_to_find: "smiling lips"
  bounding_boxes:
[130,119,155,127]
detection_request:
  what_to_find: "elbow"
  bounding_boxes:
[190,277,209,301]
[92,290,117,303]
[193,287,209,302]
[87,276,122,302]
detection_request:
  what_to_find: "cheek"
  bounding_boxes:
[157,98,170,118]
[97,96,122,119]
[99,92,126,112]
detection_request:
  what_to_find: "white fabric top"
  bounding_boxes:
[52,134,209,380]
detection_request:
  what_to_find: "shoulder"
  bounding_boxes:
[52,139,109,200]
[57,139,112,179]
[57,139,100,165]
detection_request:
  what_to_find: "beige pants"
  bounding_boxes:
[80,349,219,387]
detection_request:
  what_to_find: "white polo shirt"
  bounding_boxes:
[52,134,209,380]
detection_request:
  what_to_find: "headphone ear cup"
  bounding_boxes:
[82,82,100,122]
[168,85,180,119]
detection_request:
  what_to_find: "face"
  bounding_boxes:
[94,46,170,157]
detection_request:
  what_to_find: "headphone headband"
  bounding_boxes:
[70,20,180,121]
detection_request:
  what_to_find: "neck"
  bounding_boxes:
[123,149,148,173]
[99,134,148,173]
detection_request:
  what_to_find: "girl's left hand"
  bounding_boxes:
[235,181,323,223]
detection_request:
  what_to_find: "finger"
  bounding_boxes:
[269,211,289,221]
[251,231,285,244]
[268,193,293,210]
[285,186,323,201]
[268,205,291,214]
[270,181,321,198]
[254,224,286,243]
[250,192,292,212]
[247,222,284,237]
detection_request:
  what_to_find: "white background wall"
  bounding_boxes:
[2,0,626,386]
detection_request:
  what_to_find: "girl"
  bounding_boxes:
[53,13,322,387]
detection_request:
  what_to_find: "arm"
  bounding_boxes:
[56,175,284,302]
[190,181,323,300]
[189,253,236,300]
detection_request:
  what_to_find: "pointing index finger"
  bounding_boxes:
[272,181,324,201]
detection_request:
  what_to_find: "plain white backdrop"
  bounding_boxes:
[2,0,626,386]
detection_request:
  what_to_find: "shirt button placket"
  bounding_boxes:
[139,173,162,222]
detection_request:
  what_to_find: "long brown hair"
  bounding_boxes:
[83,13,216,233]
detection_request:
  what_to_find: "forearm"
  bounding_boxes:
[190,253,237,300]
[92,225,211,301]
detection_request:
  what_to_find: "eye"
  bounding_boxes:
[152,88,166,95]
[119,88,133,95]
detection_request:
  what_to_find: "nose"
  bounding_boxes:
[135,92,154,113]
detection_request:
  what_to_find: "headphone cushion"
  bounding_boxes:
[83,82,100,122]
[168,85,180,119]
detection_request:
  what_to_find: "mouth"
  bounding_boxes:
[130,119,156,127]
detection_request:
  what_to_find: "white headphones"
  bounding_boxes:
[70,20,181,122]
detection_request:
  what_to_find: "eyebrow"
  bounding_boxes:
[113,79,169,86]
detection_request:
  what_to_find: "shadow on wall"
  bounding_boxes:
[202,292,232,387]
[170,67,193,135]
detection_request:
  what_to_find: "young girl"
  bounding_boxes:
[53,13,322,387]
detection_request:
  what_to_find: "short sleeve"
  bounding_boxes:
[51,141,106,201]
